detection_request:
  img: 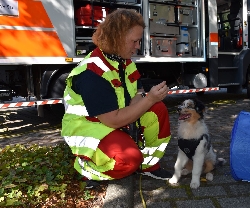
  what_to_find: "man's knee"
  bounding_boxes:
[104,147,143,179]
[149,101,168,116]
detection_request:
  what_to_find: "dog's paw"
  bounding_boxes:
[190,179,200,189]
[206,172,213,181]
[181,169,190,175]
[169,176,178,184]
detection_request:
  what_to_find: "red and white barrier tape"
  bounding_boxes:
[0,87,219,109]
[0,99,62,109]
[168,87,219,94]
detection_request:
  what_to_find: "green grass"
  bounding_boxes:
[0,143,91,207]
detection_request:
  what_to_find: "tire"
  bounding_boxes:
[47,71,70,119]
[49,72,69,98]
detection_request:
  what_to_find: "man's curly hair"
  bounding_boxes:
[92,9,145,56]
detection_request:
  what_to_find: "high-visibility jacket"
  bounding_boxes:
[62,47,171,180]
[62,47,140,180]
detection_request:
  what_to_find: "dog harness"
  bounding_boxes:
[178,134,209,160]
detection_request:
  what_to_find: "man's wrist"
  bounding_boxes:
[137,92,147,97]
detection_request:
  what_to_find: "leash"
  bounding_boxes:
[118,60,146,205]
[118,61,145,149]
[121,120,145,150]
[135,118,146,150]
[139,175,147,208]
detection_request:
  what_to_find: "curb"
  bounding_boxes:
[103,175,134,208]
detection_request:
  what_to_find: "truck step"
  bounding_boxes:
[218,83,240,87]
[218,67,238,70]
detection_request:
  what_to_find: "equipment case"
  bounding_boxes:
[230,111,250,182]
[151,37,177,57]
[75,4,108,26]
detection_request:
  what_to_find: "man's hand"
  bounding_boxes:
[97,82,169,129]
[146,81,169,103]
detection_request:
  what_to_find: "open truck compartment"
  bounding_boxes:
[74,0,203,60]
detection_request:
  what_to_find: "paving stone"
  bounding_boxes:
[134,200,172,208]
[212,174,237,183]
[229,184,250,195]
[135,178,168,190]
[176,199,215,208]
[145,201,172,208]
[134,191,151,207]
[192,186,227,197]
[151,188,188,200]
[217,197,250,208]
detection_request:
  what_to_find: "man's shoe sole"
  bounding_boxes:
[140,172,171,180]
[85,180,100,189]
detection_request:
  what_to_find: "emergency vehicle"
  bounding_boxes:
[0,0,249,116]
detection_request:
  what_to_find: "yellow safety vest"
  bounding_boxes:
[61,47,141,180]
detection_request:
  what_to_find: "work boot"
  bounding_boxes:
[85,180,100,189]
[82,177,100,189]
[140,168,172,180]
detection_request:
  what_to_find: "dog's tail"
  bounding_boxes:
[216,158,226,167]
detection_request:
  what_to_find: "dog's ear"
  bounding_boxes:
[193,99,205,115]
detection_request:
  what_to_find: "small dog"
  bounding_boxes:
[169,99,225,189]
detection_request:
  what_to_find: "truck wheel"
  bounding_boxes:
[47,71,70,118]
[49,72,69,98]
[247,69,250,98]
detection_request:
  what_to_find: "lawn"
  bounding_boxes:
[0,143,107,207]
